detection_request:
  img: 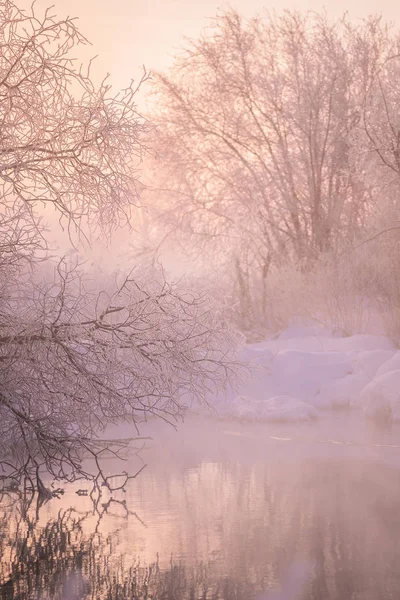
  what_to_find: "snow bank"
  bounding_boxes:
[219,395,318,422]
[200,322,400,424]
[358,370,400,422]
[375,353,400,378]
[318,372,371,409]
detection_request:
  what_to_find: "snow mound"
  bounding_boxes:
[319,372,370,409]
[200,323,400,425]
[375,353,400,378]
[358,370,400,422]
[227,395,317,422]
[271,350,352,401]
[353,349,395,378]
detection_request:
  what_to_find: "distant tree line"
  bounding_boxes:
[149,10,400,331]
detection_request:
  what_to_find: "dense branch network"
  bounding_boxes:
[0,0,150,234]
[0,0,239,491]
[0,262,238,488]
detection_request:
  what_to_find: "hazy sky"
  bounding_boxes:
[25,0,400,93]
[19,0,399,260]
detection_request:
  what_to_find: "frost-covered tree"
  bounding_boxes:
[151,12,365,253]
[0,0,237,492]
[148,11,400,330]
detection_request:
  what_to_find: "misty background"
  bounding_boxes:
[2,1,400,599]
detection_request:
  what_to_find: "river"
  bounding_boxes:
[1,413,400,599]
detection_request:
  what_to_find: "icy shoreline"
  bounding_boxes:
[199,324,400,424]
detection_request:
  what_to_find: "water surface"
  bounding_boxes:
[1,413,400,599]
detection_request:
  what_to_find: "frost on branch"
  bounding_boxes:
[0,0,239,494]
[0,0,150,234]
[0,261,238,490]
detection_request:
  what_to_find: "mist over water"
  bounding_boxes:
[2,415,400,600]
[4,1,400,599]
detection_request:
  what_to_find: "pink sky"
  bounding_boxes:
[22,0,398,93]
[17,0,398,258]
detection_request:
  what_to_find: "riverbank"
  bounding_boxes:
[196,322,400,424]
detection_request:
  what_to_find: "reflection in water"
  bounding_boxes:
[1,418,400,599]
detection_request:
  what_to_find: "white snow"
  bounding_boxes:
[353,349,394,378]
[358,370,400,422]
[375,353,400,378]
[318,372,371,409]
[199,322,400,425]
[218,395,318,422]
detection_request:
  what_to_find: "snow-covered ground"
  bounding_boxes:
[198,322,400,424]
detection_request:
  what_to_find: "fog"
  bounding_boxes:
[2,0,400,599]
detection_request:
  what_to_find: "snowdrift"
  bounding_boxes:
[199,323,400,424]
